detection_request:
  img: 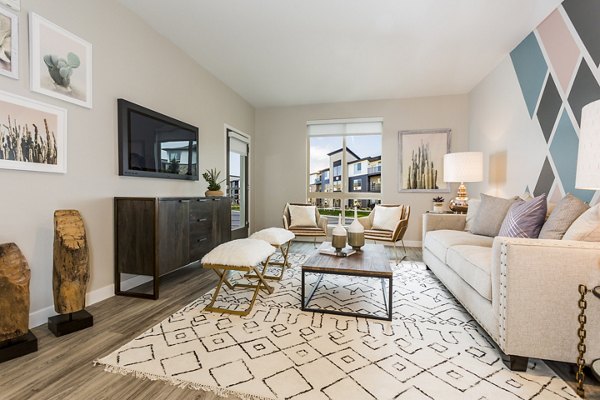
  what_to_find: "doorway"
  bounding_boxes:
[227,128,249,240]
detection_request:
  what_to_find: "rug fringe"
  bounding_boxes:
[93,359,276,400]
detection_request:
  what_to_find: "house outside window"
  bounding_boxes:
[307,118,383,223]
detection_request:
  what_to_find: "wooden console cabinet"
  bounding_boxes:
[114,197,231,299]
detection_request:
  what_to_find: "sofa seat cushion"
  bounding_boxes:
[446,245,493,301]
[424,230,494,263]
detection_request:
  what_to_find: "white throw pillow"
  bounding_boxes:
[289,205,317,228]
[464,198,481,232]
[372,205,402,231]
[563,204,600,242]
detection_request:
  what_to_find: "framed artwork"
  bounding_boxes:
[0,90,67,173]
[398,128,451,192]
[0,7,18,79]
[29,12,92,108]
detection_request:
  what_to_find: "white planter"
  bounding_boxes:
[432,203,444,213]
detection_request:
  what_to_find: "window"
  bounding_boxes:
[307,119,382,223]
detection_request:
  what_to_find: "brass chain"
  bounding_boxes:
[576,284,589,398]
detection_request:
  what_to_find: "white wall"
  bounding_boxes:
[469,57,548,198]
[0,0,254,326]
[253,95,469,243]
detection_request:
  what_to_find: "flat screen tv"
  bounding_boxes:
[118,99,199,180]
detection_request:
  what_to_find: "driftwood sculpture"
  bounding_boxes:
[0,243,30,342]
[0,242,37,363]
[53,210,89,314]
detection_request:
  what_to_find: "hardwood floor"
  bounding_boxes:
[0,243,597,399]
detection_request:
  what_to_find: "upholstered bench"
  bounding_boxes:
[249,228,295,280]
[201,239,275,316]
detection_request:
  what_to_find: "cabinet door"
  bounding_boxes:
[115,198,156,276]
[158,199,190,275]
[213,198,232,245]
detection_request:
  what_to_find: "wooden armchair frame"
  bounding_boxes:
[282,203,328,247]
[357,204,410,264]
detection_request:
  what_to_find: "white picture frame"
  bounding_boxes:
[0,0,20,11]
[0,6,18,79]
[0,89,67,173]
[398,128,451,193]
[29,12,92,108]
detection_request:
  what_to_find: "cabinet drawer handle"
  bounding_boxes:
[197,238,207,242]
[179,199,190,203]
[197,218,208,222]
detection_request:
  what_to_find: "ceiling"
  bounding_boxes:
[119,0,563,108]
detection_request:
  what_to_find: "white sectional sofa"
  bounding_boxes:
[422,213,600,370]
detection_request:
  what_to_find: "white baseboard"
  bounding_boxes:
[28,275,152,328]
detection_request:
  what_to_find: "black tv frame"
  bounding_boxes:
[117,98,199,181]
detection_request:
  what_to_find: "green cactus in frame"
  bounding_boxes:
[43,52,80,90]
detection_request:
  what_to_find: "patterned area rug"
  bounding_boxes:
[96,254,577,400]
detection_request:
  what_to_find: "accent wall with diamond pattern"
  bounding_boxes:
[469,0,600,205]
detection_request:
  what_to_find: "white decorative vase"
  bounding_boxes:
[347,208,365,250]
[432,202,444,213]
[331,214,347,252]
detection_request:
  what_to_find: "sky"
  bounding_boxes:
[310,135,382,173]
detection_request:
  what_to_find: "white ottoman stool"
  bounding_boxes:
[201,239,275,316]
[249,228,295,281]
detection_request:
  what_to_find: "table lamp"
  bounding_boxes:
[574,98,600,397]
[443,152,483,213]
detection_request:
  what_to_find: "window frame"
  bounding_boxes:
[306,127,382,218]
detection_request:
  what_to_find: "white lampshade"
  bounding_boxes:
[443,152,483,183]
[576,99,600,190]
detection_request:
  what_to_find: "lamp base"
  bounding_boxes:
[449,182,469,213]
[449,200,468,214]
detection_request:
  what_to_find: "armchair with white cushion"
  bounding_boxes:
[358,204,410,263]
[282,203,328,247]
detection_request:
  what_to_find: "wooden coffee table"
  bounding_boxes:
[301,242,393,321]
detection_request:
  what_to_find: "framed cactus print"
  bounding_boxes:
[0,7,18,80]
[398,128,451,193]
[0,90,67,173]
[29,13,92,108]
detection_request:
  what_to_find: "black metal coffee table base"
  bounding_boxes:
[301,269,393,321]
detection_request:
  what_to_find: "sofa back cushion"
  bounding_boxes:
[498,194,547,238]
[464,198,481,232]
[539,194,589,239]
[470,194,519,237]
[563,204,600,241]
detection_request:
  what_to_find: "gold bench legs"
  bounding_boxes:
[246,240,292,281]
[204,256,274,316]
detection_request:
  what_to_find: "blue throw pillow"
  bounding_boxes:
[498,194,547,238]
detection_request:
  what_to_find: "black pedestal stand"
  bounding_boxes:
[0,331,38,363]
[48,310,93,337]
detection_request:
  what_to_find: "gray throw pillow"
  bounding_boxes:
[470,193,519,237]
[539,193,589,239]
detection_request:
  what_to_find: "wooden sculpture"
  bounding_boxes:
[49,210,93,336]
[0,243,37,363]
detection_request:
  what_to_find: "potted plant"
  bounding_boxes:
[432,196,445,213]
[202,168,225,197]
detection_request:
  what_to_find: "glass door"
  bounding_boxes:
[227,129,249,239]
